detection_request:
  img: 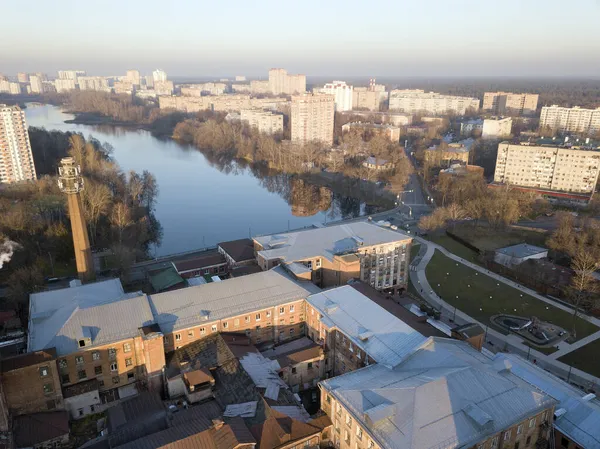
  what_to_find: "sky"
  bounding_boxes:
[2,0,600,78]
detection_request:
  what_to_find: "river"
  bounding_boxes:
[24,104,377,256]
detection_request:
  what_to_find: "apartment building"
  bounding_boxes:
[54,78,77,93]
[494,142,600,195]
[152,69,167,83]
[320,336,556,449]
[57,70,85,81]
[250,79,270,94]
[0,104,37,183]
[540,105,600,136]
[424,142,471,165]
[389,89,480,115]
[29,75,45,94]
[232,83,250,93]
[460,118,484,135]
[342,122,401,143]
[345,111,412,127]
[0,80,21,95]
[352,87,387,111]
[482,116,512,139]
[253,222,412,292]
[483,91,539,116]
[317,81,353,111]
[113,80,135,94]
[125,69,141,86]
[181,83,227,96]
[290,93,335,144]
[17,72,29,83]
[240,109,284,135]
[77,76,110,92]
[269,68,306,95]
[154,80,174,96]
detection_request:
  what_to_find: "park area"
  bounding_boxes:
[558,339,600,378]
[424,250,598,342]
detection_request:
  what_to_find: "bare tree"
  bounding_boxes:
[111,202,134,246]
[568,251,599,339]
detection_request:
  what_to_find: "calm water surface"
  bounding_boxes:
[25,104,371,256]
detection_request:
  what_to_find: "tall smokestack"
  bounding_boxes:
[58,157,95,282]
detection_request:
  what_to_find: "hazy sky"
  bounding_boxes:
[2,0,600,78]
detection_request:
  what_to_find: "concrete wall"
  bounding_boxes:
[64,389,100,419]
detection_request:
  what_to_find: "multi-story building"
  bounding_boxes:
[483,91,539,116]
[154,80,174,96]
[144,75,154,88]
[0,81,21,95]
[389,89,480,115]
[482,116,512,139]
[152,69,167,83]
[290,93,335,144]
[318,81,353,111]
[77,76,110,92]
[0,104,37,183]
[240,109,284,135]
[320,335,556,449]
[539,105,600,136]
[235,75,246,81]
[125,69,141,86]
[344,111,412,127]
[494,142,600,196]
[58,70,85,81]
[424,142,471,166]
[17,73,29,83]
[460,118,484,136]
[352,87,387,111]
[231,83,251,93]
[54,78,77,93]
[250,79,270,94]
[29,75,45,94]
[113,80,135,94]
[181,83,227,96]
[342,122,401,143]
[269,68,306,95]
[253,222,412,292]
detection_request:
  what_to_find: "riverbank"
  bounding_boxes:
[63,111,149,129]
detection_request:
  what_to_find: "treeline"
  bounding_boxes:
[1,131,162,320]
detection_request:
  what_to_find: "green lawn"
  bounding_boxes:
[450,224,548,252]
[427,234,480,264]
[425,250,598,341]
[558,339,600,378]
[410,242,421,263]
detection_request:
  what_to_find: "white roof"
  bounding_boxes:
[495,353,600,449]
[321,338,556,449]
[307,286,427,368]
[28,279,154,355]
[254,222,410,264]
[148,266,319,333]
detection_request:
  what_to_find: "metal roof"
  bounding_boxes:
[148,266,319,333]
[495,353,600,449]
[321,338,556,449]
[307,286,427,369]
[495,243,548,258]
[254,222,410,264]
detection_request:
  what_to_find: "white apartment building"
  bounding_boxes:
[483,92,539,116]
[54,79,77,93]
[250,80,270,94]
[494,142,600,195]
[152,69,167,83]
[240,109,284,135]
[0,81,21,95]
[235,75,246,81]
[29,75,45,94]
[389,89,479,116]
[540,105,600,136]
[318,81,353,111]
[57,70,85,81]
[0,104,37,183]
[77,76,110,92]
[125,69,141,86]
[154,80,174,96]
[482,117,512,139]
[291,93,335,145]
[269,68,306,95]
[181,83,227,96]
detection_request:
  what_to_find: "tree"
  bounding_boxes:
[111,202,133,245]
[567,250,599,339]
[81,181,112,245]
[7,264,44,323]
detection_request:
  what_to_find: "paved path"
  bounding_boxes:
[549,329,600,359]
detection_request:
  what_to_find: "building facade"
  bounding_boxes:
[269,68,306,95]
[540,105,600,136]
[54,79,77,93]
[57,70,85,81]
[494,142,600,195]
[0,81,21,95]
[482,116,512,139]
[152,69,167,83]
[125,69,141,86]
[389,89,480,115]
[240,109,284,135]
[352,87,387,111]
[342,122,401,142]
[483,91,539,116]
[154,80,174,96]
[77,76,110,92]
[0,104,37,183]
[29,75,45,94]
[318,81,353,112]
[291,93,335,145]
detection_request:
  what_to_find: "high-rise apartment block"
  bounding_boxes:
[235,75,246,81]
[494,142,600,196]
[540,105,600,136]
[57,70,85,81]
[269,68,306,95]
[290,93,335,145]
[0,81,21,95]
[240,109,284,135]
[154,80,174,96]
[352,83,387,111]
[54,79,77,93]
[389,89,480,115]
[29,75,45,94]
[125,69,141,86]
[318,81,353,111]
[77,76,110,92]
[17,73,29,83]
[482,116,512,139]
[483,91,539,116]
[152,69,167,83]
[250,79,270,94]
[0,105,37,183]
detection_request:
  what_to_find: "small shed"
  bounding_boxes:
[494,243,548,267]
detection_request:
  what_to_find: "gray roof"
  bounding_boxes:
[496,243,548,258]
[321,338,556,449]
[28,279,154,356]
[365,156,389,166]
[495,353,600,449]
[148,266,319,333]
[254,222,410,264]
[307,286,427,369]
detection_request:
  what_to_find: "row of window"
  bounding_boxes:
[477,412,547,449]
[60,344,131,369]
[61,359,133,384]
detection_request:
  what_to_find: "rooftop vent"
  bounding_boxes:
[582,393,596,402]
[199,310,210,320]
[352,236,364,246]
[493,358,512,373]
[70,279,82,288]
[554,408,567,419]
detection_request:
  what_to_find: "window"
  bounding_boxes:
[477,445,484,449]
[58,359,68,369]
[78,408,84,417]
[491,436,499,449]
[200,327,206,335]
[542,411,547,421]
[346,414,352,427]
[95,366,103,375]
[112,376,120,384]
[43,383,53,394]
[344,430,350,443]
[61,374,70,384]
[234,319,239,327]
[357,350,362,360]
[526,436,531,446]
[308,362,313,369]
[92,351,100,361]
[356,427,363,440]
[79,339,86,348]
[47,400,56,410]
[39,366,49,377]
[290,305,295,312]
[504,431,511,441]
[245,316,250,323]
[256,325,261,330]
[528,418,536,428]
[78,370,87,380]
[188,330,194,338]
[98,380,104,387]
[316,258,321,268]
[326,394,331,404]
[560,437,569,448]
[292,367,297,374]
[290,329,295,336]
[75,356,85,365]
[110,362,118,372]
[125,358,133,367]
[266,311,271,318]
[123,343,132,353]
[127,372,135,380]
[223,322,228,329]
[255,313,261,321]
[517,424,523,435]
[175,333,182,341]
[368,440,374,449]
[90,405,95,412]
[337,404,342,416]
[108,348,117,359]
[279,307,285,314]
[290,318,295,324]
[515,442,520,449]
[211,325,217,332]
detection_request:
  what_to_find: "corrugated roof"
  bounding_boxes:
[28,279,154,356]
[321,338,556,449]
[496,243,548,258]
[0,348,56,373]
[496,353,600,449]
[148,266,319,334]
[217,238,255,263]
[307,286,427,368]
[150,267,185,292]
[254,222,410,264]
[13,411,69,447]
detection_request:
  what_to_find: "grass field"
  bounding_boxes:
[558,339,600,378]
[425,250,598,341]
[450,224,548,252]
[427,234,480,264]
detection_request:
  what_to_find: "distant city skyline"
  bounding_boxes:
[2,0,600,77]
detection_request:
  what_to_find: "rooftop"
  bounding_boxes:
[217,238,256,263]
[321,338,556,449]
[0,347,56,373]
[495,243,547,258]
[149,267,185,292]
[307,286,427,369]
[364,156,390,166]
[172,253,226,273]
[254,222,410,264]
[13,411,70,447]
[261,336,323,367]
